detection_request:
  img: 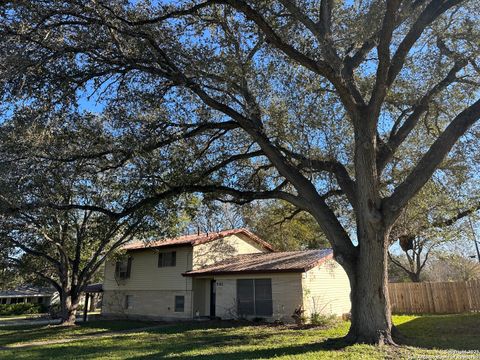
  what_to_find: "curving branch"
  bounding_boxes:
[384,97,480,224]
[377,58,468,172]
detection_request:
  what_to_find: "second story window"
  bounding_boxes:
[115,257,132,280]
[158,251,176,267]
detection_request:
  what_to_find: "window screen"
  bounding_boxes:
[158,251,176,267]
[115,257,132,280]
[175,295,185,312]
[237,279,255,316]
[237,279,272,317]
[254,279,273,316]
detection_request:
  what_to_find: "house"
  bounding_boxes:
[102,229,351,323]
[0,286,56,306]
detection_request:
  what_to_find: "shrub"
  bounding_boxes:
[292,306,307,326]
[310,312,338,327]
[0,303,44,316]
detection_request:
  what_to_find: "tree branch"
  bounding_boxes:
[384,97,480,223]
[377,59,468,171]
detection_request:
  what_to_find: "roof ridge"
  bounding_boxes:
[122,228,274,251]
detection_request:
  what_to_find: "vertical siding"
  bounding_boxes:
[214,273,303,323]
[192,278,208,316]
[302,259,351,317]
[103,246,193,291]
[192,234,267,269]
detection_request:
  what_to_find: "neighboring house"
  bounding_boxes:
[102,229,351,323]
[0,286,56,306]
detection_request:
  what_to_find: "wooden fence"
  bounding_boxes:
[388,280,480,314]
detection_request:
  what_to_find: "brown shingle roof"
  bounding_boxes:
[183,249,333,276]
[122,228,274,252]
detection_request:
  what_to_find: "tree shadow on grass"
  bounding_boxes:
[2,338,359,360]
[395,313,480,351]
[0,320,157,347]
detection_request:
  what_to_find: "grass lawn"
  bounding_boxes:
[0,314,479,359]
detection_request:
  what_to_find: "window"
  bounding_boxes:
[124,295,133,309]
[38,297,43,304]
[237,279,272,317]
[158,251,176,267]
[174,295,184,312]
[115,257,132,280]
[1,298,7,304]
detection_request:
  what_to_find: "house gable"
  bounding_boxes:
[192,233,270,270]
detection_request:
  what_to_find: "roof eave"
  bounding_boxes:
[124,243,193,252]
[182,268,306,277]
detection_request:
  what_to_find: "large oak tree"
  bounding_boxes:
[1,0,480,344]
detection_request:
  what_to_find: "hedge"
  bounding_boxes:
[0,303,46,316]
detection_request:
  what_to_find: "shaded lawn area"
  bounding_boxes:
[0,314,479,359]
[0,320,157,347]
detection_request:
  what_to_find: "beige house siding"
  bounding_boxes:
[102,289,193,320]
[213,273,303,323]
[192,234,267,269]
[103,246,193,292]
[302,259,351,317]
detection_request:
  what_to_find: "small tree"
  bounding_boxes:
[388,181,480,282]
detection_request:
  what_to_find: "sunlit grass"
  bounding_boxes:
[0,314,479,359]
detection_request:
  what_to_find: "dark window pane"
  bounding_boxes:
[126,257,132,278]
[116,258,131,279]
[158,253,163,267]
[125,295,132,309]
[255,279,272,316]
[175,295,184,312]
[237,279,254,316]
[159,252,176,267]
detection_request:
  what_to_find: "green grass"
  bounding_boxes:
[0,314,479,359]
[0,320,156,347]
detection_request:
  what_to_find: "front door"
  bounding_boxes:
[210,280,216,318]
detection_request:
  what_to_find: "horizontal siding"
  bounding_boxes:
[103,246,193,291]
[214,273,303,323]
[302,259,351,317]
[192,234,267,269]
[102,290,192,320]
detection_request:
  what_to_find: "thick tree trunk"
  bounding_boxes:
[59,291,79,326]
[408,272,421,283]
[344,229,395,345]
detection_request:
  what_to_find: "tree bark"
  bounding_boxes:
[344,228,395,345]
[408,272,421,283]
[59,290,79,326]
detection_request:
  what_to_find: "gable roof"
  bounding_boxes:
[183,249,333,276]
[122,228,274,252]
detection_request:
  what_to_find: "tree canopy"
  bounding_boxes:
[0,112,191,323]
[1,0,479,344]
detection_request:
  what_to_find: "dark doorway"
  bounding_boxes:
[210,280,216,318]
